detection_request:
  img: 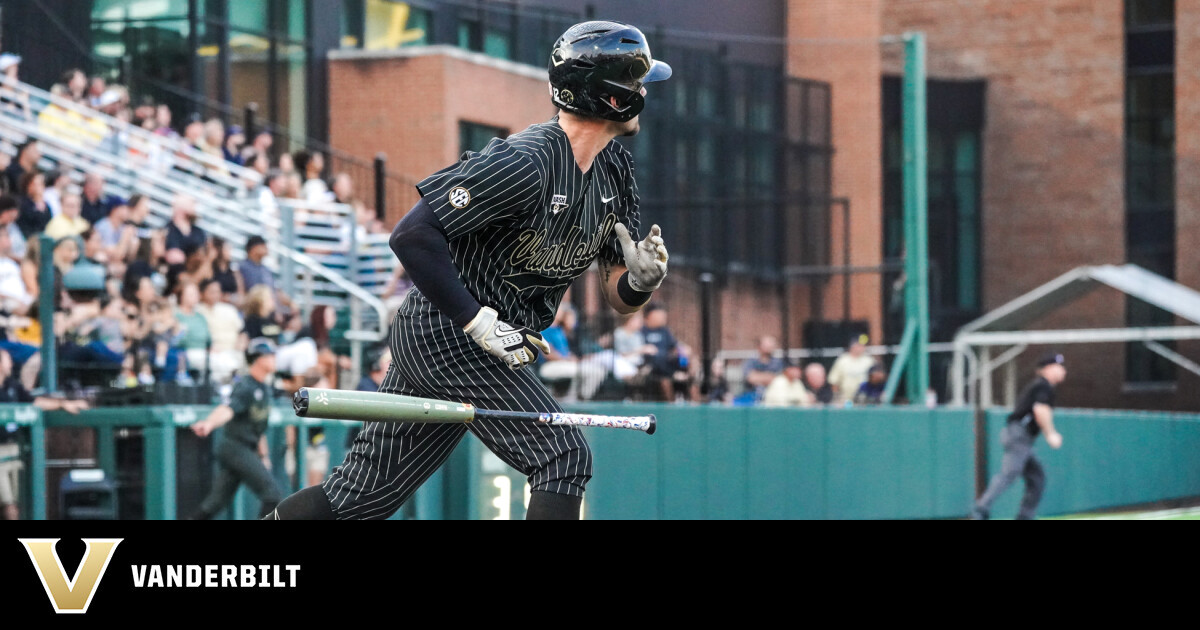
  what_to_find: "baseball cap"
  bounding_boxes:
[1038,353,1066,368]
[62,264,107,291]
[850,334,869,347]
[245,338,277,364]
[0,54,21,72]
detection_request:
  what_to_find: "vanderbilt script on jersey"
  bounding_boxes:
[505,213,618,294]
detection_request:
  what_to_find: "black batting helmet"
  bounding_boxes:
[245,338,277,366]
[549,21,672,122]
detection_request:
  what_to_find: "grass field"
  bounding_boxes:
[1055,507,1200,521]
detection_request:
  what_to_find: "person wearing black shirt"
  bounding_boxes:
[971,353,1067,520]
[189,340,283,519]
[804,362,835,405]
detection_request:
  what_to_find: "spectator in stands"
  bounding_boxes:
[6,140,39,192]
[0,53,30,121]
[705,357,731,404]
[641,304,680,402]
[0,195,25,260]
[208,236,242,304]
[743,335,784,403]
[829,335,878,404]
[43,170,70,218]
[854,365,888,406]
[79,228,107,269]
[202,118,225,155]
[0,222,32,316]
[125,194,154,257]
[19,237,39,304]
[804,362,835,405]
[16,171,50,238]
[44,191,89,240]
[538,305,604,402]
[258,169,285,220]
[61,69,88,103]
[175,279,210,379]
[294,150,330,203]
[239,285,282,349]
[59,265,124,373]
[183,115,205,149]
[164,194,206,266]
[197,278,242,382]
[354,199,386,235]
[332,172,354,205]
[223,125,246,165]
[244,149,270,178]
[153,104,177,139]
[87,76,108,109]
[611,311,649,383]
[0,152,9,196]
[239,235,295,313]
[277,151,295,174]
[0,347,88,520]
[93,200,133,263]
[763,360,814,408]
[252,130,274,158]
[358,346,390,393]
[80,173,114,225]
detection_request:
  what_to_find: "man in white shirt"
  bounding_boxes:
[0,225,32,313]
[763,361,814,408]
[0,196,25,260]
[828,335,878,404]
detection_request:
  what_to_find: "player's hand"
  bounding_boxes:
[463,307,551,370]
[1046,432,1063,450]
[192,420,213,438]
[615,223,669,293]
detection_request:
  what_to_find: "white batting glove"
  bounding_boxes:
[614,223,669,293]
[463,307,551,370]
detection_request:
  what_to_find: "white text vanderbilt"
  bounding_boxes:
[131,565,301,588]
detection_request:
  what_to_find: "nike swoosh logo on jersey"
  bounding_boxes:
[601,195,618,204]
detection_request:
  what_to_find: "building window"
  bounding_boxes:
[1124,0,1176,385]
[342,1,432,50]
[460,121,508,154]
[882,78,986,344]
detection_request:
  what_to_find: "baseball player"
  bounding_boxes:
[970,353,1067,520]
[189,338,284,519]
[268,21,672,520]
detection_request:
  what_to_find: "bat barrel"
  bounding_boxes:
[295,388,477,425]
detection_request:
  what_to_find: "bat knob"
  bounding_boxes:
[646,414,657,436]
[293,388,310,417]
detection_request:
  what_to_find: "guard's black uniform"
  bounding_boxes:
[322,119,641,519]
[973,376,1055,520]
[194,375,283,519]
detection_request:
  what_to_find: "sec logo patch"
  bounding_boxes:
[449,187,472,209]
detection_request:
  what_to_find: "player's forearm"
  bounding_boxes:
[390,197,483,327]
[1033,404,1056,436]
[203,405,235,430]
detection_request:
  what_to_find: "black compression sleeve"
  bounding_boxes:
[390,197,483,328]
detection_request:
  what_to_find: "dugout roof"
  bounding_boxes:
[959,264,1200,334]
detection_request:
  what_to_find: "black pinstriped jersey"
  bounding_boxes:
[416,117,641,331]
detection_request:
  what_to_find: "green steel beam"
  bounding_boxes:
[38,235,56,393]
[902,32,930,403]
[883,321,917,405]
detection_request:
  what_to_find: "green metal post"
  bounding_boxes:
[28,409,46,520]
[38,235,56,393]
[143,411,177,520]
[902,32,930,404]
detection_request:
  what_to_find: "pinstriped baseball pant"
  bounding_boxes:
[321,301,593,520]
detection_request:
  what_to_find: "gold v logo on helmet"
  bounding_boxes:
[20,538,123,614]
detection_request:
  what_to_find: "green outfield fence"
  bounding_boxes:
[5,403,1200,520]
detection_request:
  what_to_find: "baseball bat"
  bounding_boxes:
[294,388,656,435]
